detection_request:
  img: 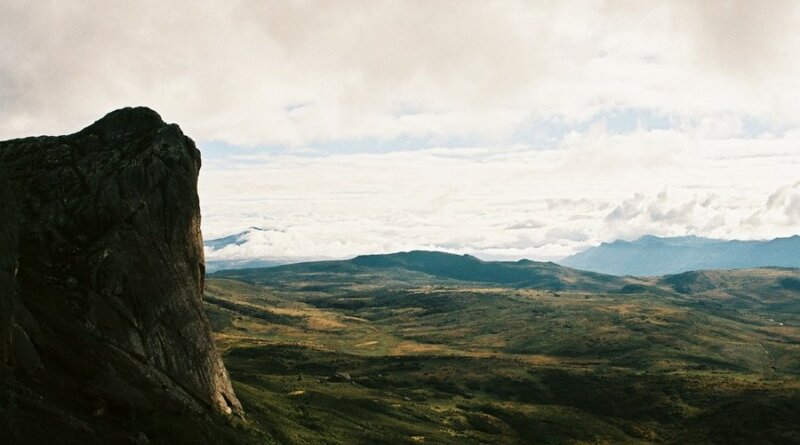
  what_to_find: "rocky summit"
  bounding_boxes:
[0,108,241,444]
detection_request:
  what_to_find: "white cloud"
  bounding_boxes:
[200,127,800,262]
[746,181,800,229]
[3,1,800,262]
[2,1,800,144]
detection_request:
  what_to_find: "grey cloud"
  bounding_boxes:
[767,180,800,209]
[605,191,721,229]
[506,219,545,230]
[545,228,588,243]
[546,198,609,212]
[700,194,717,207]
[605,193,645,221]
[484,237,550,251]
[647,199,696,224]
[2,1,800,144]
[786,195,800,222]
[684,0,800,80]
[741,212,761,227]
[693,214,726,232]
[740,181,800,228]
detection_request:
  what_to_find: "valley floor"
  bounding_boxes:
[204,274,800,444]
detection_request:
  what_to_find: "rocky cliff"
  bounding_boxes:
[0,173,18,367]
[0,108,242,444]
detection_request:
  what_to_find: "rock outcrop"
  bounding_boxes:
[0,172,18,366]
[0,108,241,443]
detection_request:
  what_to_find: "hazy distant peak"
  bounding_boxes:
[205,226,280,250]
[561,235,800,276]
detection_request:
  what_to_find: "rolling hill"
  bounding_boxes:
[212,250,632,293]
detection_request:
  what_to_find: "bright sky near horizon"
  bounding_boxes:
[1,1,799,263]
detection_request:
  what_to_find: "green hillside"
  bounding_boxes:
[214,250,632,293]
[205,256,800,444]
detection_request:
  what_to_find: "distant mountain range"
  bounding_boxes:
[207,230,800,276]
[559,235,800,276]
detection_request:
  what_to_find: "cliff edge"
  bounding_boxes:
[0,107,242,444]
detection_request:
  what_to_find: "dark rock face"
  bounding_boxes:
[0,173,18,365]
[0,108,241,439]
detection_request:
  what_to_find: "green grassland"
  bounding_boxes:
[206,253,800,444]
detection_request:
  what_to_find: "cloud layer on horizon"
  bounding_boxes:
[199,125,800,262]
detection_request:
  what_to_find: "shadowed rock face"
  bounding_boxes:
[0,108,241,426]
[0,173,18,365]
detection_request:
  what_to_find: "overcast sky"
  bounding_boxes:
[2,1,799,263]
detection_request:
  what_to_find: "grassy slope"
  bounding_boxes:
[214,250,633,293]
[205,264,800,445]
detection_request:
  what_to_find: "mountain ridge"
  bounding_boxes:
[212,249,632,293]
[559,234,800,276]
